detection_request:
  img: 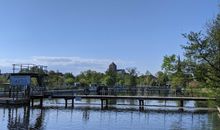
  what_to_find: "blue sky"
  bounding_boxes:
[0,0,219,75]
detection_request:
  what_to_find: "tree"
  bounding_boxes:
[0,76,7,84]
[162,54,177,74]
[161,55,190,88]
[155,71,168,86]
[137,71,157,86]
[125,68,138,87]
[116,73,125,86]
[64,73,75,85]
[105,69,117,87]
[103,75,115,87]
[182,14,220,87]
[47,70,65,88]
[75,70,104,86]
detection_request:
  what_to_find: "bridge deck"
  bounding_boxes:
[30,95,216,101]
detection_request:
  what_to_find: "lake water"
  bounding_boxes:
[0,99,220,130]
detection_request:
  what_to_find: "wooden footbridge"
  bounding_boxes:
[29,93,216,110]
[1,89,216,110]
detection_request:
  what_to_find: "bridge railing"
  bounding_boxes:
[28,87,218,98]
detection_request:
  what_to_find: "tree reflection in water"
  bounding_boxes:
[6,106,45,130]
[82,108,90,122]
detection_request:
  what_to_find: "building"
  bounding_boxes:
[108,62,117,72]
[108,62,125,74]
[117,69,126,75]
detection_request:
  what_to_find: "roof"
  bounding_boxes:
[10,73,48,78]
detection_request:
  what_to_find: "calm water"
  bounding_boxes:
[0,99,220,130]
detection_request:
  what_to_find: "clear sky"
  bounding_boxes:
[0,0,219,75]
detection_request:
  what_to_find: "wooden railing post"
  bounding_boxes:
[65,99,68,108]
[31,98,34,107]
[101,99,104,109]
[40,98,43,108]
[72,98,74,108]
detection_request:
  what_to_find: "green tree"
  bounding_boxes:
[47,70,64,88]
[161,55,190,88]
[64,73,75,85]
[103,75,115,87]
[125,68,137,87]
[155,71,168,86]
[105,69,117,87]
[0,76,8,84]
[75,70,104,87]
[116,73,125,86]
[162,54,177,74]
[182,14,220,87]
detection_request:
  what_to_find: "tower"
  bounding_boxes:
[108,62,117,72]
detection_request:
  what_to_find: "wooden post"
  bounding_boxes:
[141,100,144,106]
[179,100,184,111]
[139,100,141,106]
[40,98,43,107]
[101,99,104,109]
[106,99,108,108]
[9,87,11,98]
[31,98,34,107]
[180,100,184,107]
[139,99,144,111]
[72,98,74,108]
[65,99,68,108]
[16,86,18,100]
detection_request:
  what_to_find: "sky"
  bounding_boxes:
[0,0,219,75]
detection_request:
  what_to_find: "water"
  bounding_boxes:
[0,100,220,130]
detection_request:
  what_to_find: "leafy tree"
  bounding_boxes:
[64,73,75,85]
[105,69,117,87]
[103,75,115,87]
[162,54,177,74]
[75,70,104,87]
[182,14,220,87]
[161,55,191,88]
[47,70,64,88]
[137,71,156,86]
[170,71,185,88]
[116,73,125,86]
[0,76,8,84]
[79,78,88,87]
[145,75,157,86]
[125,68,138,87]
[155,71,168,86]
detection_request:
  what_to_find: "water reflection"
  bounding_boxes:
[7,107,30,130]
[0,105,220,130]
[1,106,45,130]
[82,108,90,122]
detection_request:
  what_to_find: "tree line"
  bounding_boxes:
[44,68,168,89]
